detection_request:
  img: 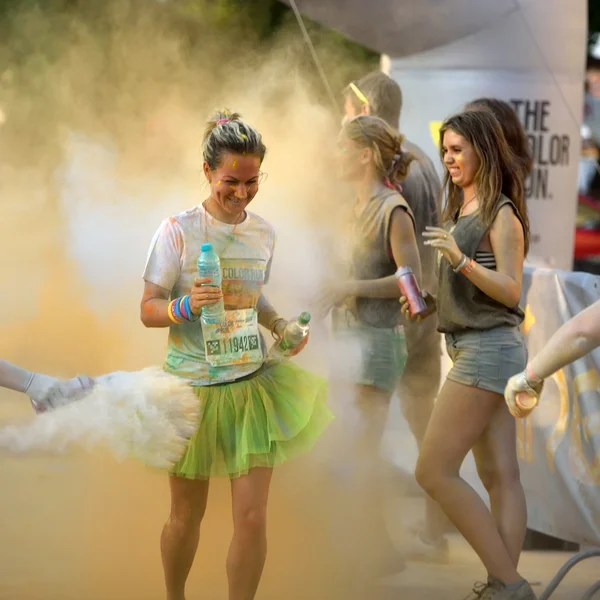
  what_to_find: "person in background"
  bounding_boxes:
[583,55,600,146]
[342,71,449,563]
[505,298,600,418]
[0,359,94,412]
[465,98,533,185]
[580,56,600,196]
[403,108,536,600]
[318,114,422,585]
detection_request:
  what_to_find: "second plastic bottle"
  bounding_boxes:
[268,312,311,360]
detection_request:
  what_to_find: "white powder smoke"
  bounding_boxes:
[0,367,199,469]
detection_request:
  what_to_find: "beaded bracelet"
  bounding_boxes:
[168,295,200,324]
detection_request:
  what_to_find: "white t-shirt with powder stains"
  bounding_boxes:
[143,204,276,386]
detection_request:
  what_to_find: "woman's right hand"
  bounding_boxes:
[189,278,223,315]
[400,290,436,322]
[504,371,543,419]
[28,374,95,413]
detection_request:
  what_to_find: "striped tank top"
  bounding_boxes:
[474,249,496,270]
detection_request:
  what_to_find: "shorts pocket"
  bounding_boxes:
[476,343,501,382]
[448,341,480,386]
[499,342,527,383]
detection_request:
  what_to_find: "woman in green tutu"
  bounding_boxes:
[140,110,332,600]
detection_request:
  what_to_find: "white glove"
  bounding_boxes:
[504,370,543,419]
[25,374,95,413]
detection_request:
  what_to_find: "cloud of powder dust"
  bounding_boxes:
[0,3,406,599]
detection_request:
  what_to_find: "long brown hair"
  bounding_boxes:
[440,109,530,254]
[343,115,413,188]
[465,98,533,180]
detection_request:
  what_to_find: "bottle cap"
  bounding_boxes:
[201,243,213,252]
[395,266,413,278]
[298,312,311,325]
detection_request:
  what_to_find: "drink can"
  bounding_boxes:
[395,266,427,317]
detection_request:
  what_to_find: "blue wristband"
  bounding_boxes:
[183,295,199,322]
[178,296,190,321]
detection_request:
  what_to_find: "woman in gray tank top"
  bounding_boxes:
[403,109,536,600]
[317,115,422,584]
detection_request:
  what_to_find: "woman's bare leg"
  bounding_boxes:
[227,467,273,600]
[351,384,402,573]
[398,337,451,546]
[415,380,522,585]
[161,475,210,600]
[473,402,527,567]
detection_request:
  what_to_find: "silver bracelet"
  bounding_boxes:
[453,254,469,273]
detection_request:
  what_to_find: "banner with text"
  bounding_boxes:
[517,266,600,546]
[390,70,583,271]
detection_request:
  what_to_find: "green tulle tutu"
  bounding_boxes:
[170,360,332,479]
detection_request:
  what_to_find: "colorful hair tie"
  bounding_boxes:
[217,118,230,125]
[383,177,395,191]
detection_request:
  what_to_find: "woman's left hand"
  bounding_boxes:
[422,226,463,268]
[273,320,309,356]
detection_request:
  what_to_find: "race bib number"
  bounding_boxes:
[201,308,263,368]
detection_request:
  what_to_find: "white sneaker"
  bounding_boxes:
[405,532,450,564]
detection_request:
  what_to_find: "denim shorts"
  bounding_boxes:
[445,326,527,395]
[332,308,407,393]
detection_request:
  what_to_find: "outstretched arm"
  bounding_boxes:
[0,360,94,412]
[505,299,600,418]
[526,299,600,380]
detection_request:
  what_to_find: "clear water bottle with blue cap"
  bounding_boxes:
[197,243,225,323]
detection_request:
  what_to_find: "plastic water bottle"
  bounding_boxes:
[268,313,311,360]
[197,243,225,323]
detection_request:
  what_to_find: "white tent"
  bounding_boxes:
[280,0,515,57]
